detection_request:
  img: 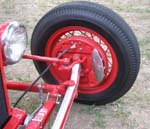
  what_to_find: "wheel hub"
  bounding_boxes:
[45,26,118,94]
[51,36,107,88]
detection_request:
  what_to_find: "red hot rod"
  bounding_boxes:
[0,1,140,129]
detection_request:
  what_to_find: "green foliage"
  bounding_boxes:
[115,6,150,13]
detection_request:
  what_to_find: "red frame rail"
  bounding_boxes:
[2,54,81,129]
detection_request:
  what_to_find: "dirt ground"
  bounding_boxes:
[0,0,150,129]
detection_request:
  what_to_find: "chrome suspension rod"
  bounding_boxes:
[52,64,80,129]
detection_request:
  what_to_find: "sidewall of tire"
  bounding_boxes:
[31,2,140,105]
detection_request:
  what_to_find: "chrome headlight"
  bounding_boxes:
[2,21,27,65]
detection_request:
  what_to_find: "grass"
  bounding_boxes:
[17,96,38,114]
[80,98,136,128]
[138,38,150,59]
[94,111,106,128]
[37,0,71,8]
[16,77,31,82]
[114,104,130,122]
[138,38,150,46]
[145,92,150,103]
[144,51,150,59]
[110,99,139,128]
[111,100,130,120]
[81,105,106,128]
[114,5,150,13]
[1,0,15,14]
[140,92,149,104]
[5,73,31,82]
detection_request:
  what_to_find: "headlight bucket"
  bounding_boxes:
[1,21,27,65]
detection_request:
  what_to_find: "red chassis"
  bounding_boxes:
[0,1,141,129]
[0,48,81,129]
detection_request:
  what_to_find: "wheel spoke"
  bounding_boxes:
[45,26,118,93]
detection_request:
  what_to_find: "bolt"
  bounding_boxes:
[70,44,76,49]
[79,48,82,51]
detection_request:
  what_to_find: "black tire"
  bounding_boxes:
[31,1,140,105]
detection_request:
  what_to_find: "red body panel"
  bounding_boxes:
[0,23,9,38]
[7,81,66,95]
[4,108,26,129]
[0,23,12,116]
[26,100,55,129]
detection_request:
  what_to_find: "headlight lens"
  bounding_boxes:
[2,21,27,65]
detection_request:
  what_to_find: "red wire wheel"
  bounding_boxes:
[45,26,118,94]
[31,1,140,105]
